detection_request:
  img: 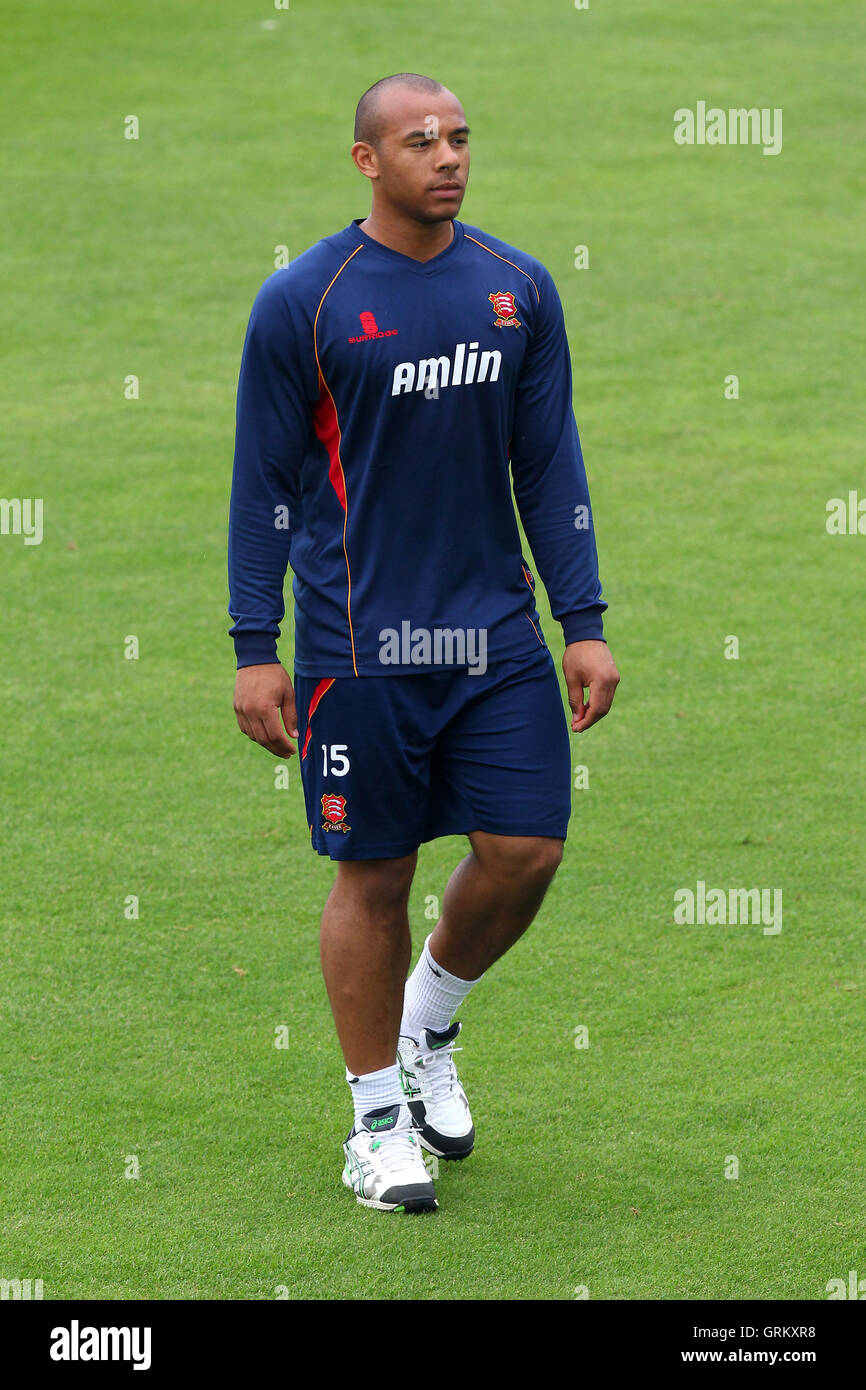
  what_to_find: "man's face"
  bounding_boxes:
[353,88,470,223]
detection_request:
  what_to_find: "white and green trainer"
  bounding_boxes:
[397,1021,475,1160]
[342,1103,438,1213]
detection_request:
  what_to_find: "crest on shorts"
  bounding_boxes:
[321,793,350,833]
[488,291,521,327]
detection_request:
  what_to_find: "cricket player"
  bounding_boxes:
[228,74,620,1213]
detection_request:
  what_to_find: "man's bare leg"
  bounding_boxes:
[324,851,439,1212]
[396,832,563,1159]
[319,851,417,1076]
[428,831,564,981]
[321,835,561,1067]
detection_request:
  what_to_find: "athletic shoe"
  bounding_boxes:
[341,1103,438,1213]
[397,1021,475,1160]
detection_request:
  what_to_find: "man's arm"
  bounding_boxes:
[228,275,311,755]
[510,265,619,732]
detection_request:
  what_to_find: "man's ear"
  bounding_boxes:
[351,141,379,181]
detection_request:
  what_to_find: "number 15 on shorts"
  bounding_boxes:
[321,744,350,776]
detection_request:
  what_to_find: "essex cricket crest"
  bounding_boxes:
[321,793,350,833]
[488,291,521,327]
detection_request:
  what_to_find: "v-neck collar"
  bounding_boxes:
[347,217,465,276]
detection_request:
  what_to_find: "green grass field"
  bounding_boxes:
[1,0,863,1300]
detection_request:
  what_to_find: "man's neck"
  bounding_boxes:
[357,209,455,264]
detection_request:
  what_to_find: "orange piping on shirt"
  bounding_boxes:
[312,244,364,676]
[464,235,541,304]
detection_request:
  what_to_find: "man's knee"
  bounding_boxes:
[516,837,564,887]
[335,851,418,911]
[471,833,564,888]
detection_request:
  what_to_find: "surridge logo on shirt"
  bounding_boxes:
[488,291,521,327]
[348,310,399,344]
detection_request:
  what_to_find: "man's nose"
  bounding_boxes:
[432,140,460,170]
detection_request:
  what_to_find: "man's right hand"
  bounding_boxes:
[233,663,299,757]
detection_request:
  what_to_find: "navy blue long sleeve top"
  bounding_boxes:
[228,217,607,675]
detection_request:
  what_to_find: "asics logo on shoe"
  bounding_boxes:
[369,1115,396,1131]
[398,1057,422,1097]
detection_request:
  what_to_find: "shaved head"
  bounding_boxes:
[350,76,470,240]
[354,73,446,146]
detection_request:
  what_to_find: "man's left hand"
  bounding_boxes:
[563,639,620,733]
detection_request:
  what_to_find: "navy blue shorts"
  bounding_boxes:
[295,645,571,860]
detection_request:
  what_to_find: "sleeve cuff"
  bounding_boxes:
[233,631,280,668]
[560,608,606,645]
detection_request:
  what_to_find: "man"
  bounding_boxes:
[228,74,619,1214]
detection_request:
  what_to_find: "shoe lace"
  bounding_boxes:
[413,1039,463,1105]
[369,1127,422,1172]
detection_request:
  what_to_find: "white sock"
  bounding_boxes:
[345,1062,404,1127]
[400,933,483,1040]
